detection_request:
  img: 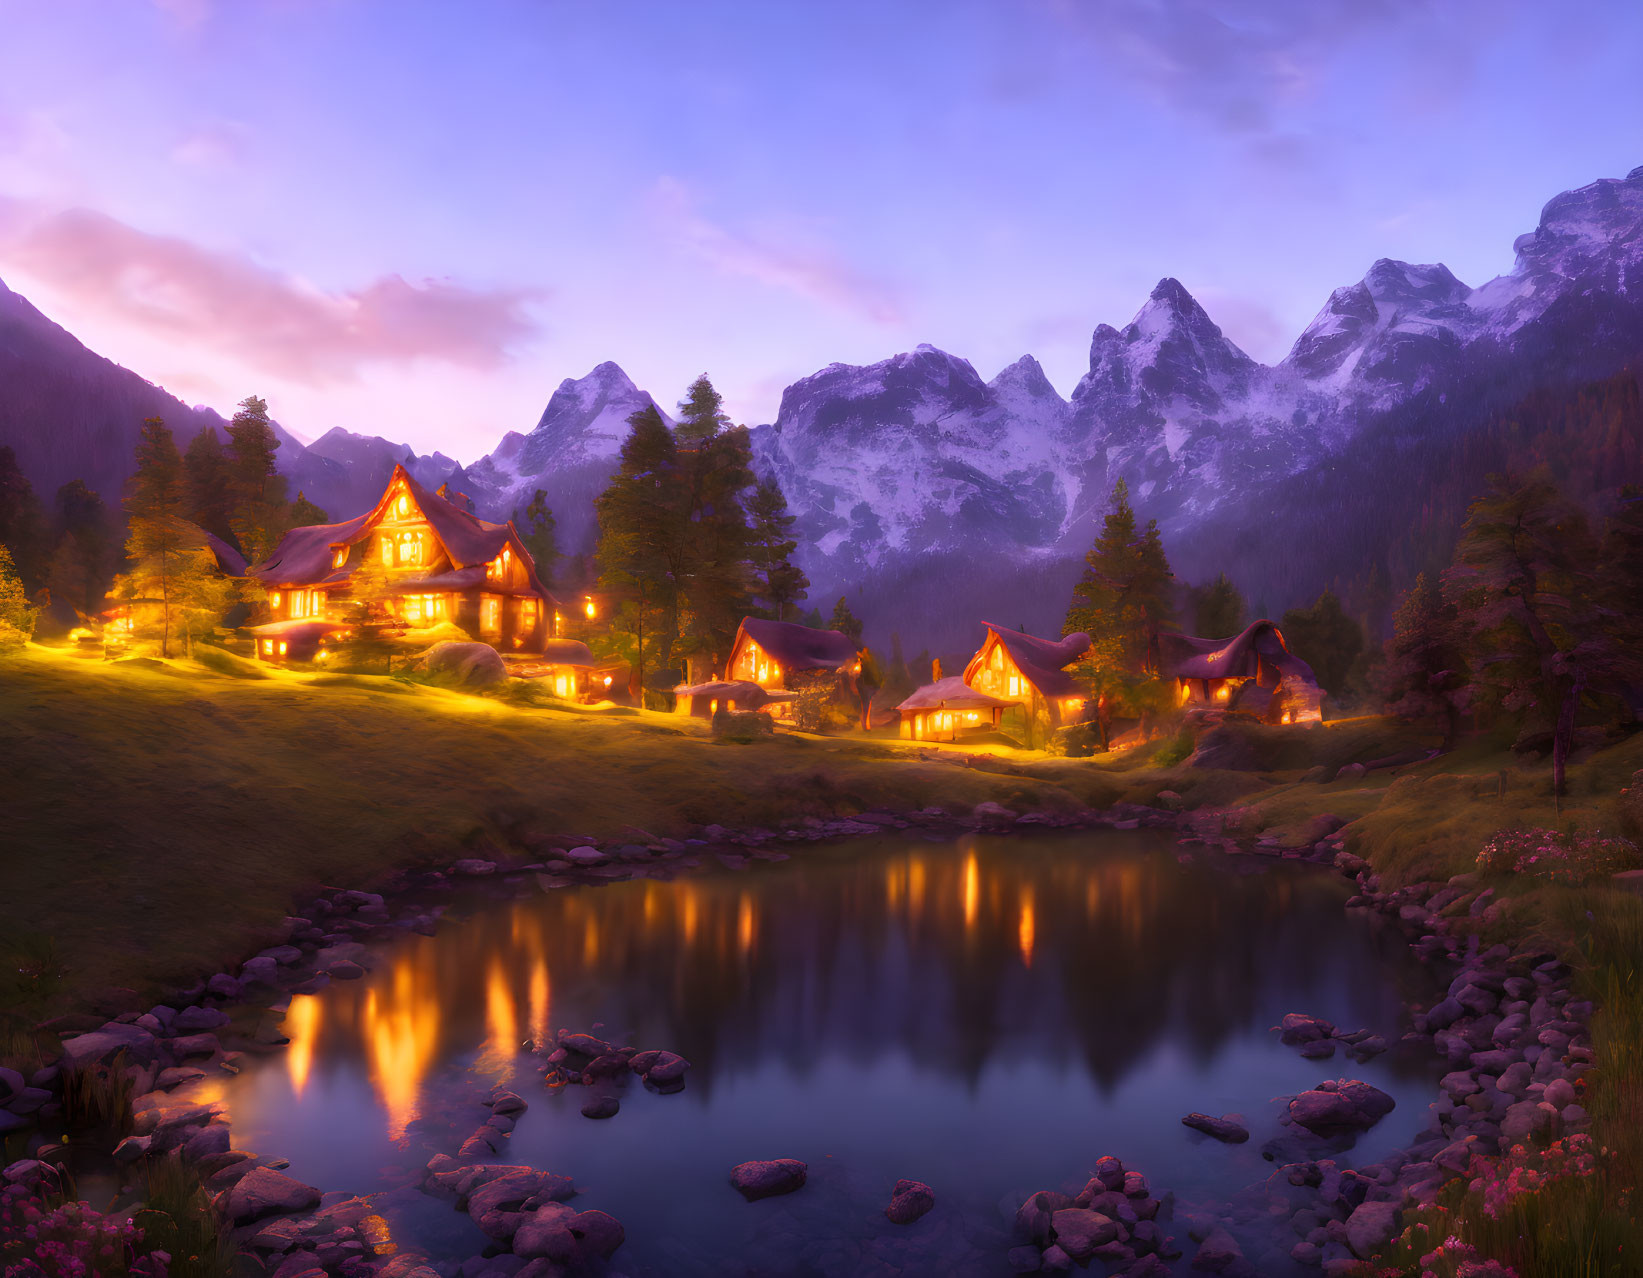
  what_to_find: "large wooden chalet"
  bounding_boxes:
[961,623,1092,747]
[676,616,859,719]
[1155,620,1325,724]
[246,466,560,663]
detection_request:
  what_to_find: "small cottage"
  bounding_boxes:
[673,679,793,718]
[246,465,558,663]
[718,617,860,721]
[1154,619,1325,724]
[962,623,1092,746]
[897,676,1017,742]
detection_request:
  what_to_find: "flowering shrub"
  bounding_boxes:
[1465,1133,1608,1220]
[1475,827,1640,883]
[1,1181,170,1278]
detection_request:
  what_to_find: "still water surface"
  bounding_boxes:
[200,833,1441,1276]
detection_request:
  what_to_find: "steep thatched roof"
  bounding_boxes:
[730,617,857,672]
[1155,619,1318,685]
[964,623,1091,699]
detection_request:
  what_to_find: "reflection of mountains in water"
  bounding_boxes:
[286,837,1426,1126]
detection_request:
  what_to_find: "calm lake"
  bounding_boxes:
[194,832,1442,1276]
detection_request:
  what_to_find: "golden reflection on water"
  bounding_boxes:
[285,994,320,1097]
[274,836,1339,1140]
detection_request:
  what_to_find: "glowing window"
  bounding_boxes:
[332,547,347,568]
[263,640,274,654]
[404,596,423,622]
[482,596,500,632]
[380,538,393,565]
[395,495,409,517]
[278,641,288,655]
[269,591,282,608]
[521,599,538,629]
[583,596,596,619]
[1008,674,1021,697]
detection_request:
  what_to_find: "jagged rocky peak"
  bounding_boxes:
[1286,260,1473,382]
[516,360,668,475]
[1362,258,1471,307]
[988,353,1063,401]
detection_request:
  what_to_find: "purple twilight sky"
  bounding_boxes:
[1,0,1640,460]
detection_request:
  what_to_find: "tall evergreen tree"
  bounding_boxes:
[289,490,328,527]
[514,489,558,587]
[1193,571,1246,638]
[1280,589,1365,700]
[49,480,114,618]
[595,406,680,698]
[183,426,235,543]
[124,418,190,657]
[1445,472,1639,795]
[226,395,289,562]
[0,544,36,645]
[829,596,864,645]
[675,373,731,446]
[1376,572,1469,747]
[0,445,48,595]
[747,478,807,621]
[1064,478,1175,747]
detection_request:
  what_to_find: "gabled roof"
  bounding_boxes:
[730,617,858,672]
[898,675,1017,712]
[248,465,555,601]
[1155,619,1318,685]
[964,623,1092,700]
[198,529,248,577]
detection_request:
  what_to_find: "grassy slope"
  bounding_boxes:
[0,645,1139,1014]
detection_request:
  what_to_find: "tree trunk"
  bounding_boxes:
[1552,673,1583,799]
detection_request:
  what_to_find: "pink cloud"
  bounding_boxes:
[0,201,543,383]
[652,177,905,326]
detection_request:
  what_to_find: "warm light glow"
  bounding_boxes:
[285,994,321,1097]
[360,955,441,1140]
[602,675,613,687]
[479,957,518,1084]
[1008,674,1021,697]
[962,849,979,928]
[332,547,347,568]
[737,892,755,956]
[583,596,596,619]
[396,495,409,516]
[269,591,281,607]
[317,649,330,661]
[278,641,288,655]
[1214,684,1231,701]
[528,959,551,1050]
[1018,889,1036,966]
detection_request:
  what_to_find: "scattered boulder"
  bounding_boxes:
[1278,1013,1335,1044]
[1016,1190,1074,1244]
[419,641,507,687]
[886,1179,935,1224]
[1286,1080,1396,1135]
[1182,1113,1249,1143]
[220,1167,322,1224]
[1050,1208,1118,1261]
[730,1159,807,1200]
[1191,1226,1244,1273]
[580,1096,619,1120]
[1345,1201,1400,1258]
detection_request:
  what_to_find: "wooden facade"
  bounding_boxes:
[711,617,860,721]
[247,466,559,663]
[897,676,1015,742]
[961,623,1092,747]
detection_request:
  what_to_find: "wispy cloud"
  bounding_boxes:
[1044,0,1515,136]
[0,200,544,384]
[651,176,906,326]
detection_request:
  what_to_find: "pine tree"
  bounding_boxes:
[124,418,190,657]
[1280,589,1364,700]
[289,490,328,527]
[1063,478,1175,747]
[675,419,756,677]
[675,373,730,446]
[829,596,864,645]
[595,406,680,699]
[747,478,808,621]
[226,395,289,563]
[49,480,114,618]
[183,426,235,543]
[0,543,36,646]
[1192,572,1246,638]
[1446,472,1638,796]
[334,557,398,672]
[0,445,48,596]
[1376,573,1469,747]
[514,489,558,587]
